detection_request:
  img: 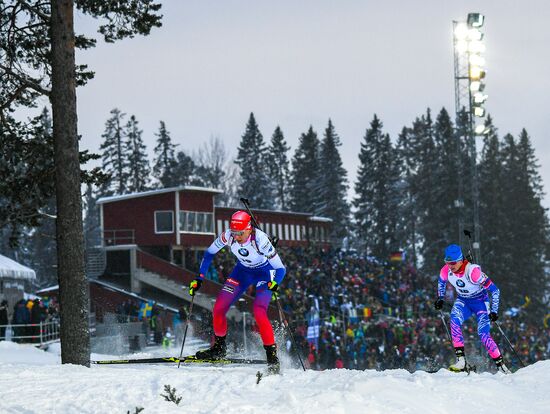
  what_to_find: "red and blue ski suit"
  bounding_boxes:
[199,228,286,346]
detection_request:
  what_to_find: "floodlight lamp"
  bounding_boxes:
[469,54,486,66]
[473,106,486,117]
[467,13,484,28]
[470,81,485,92]
[468,40,486,53]
[468,29,483,41]
[456,40,468,54]
[470,66,486,80]
[454,23,469,40]
[473,93,488,104]
[475,124,487,135]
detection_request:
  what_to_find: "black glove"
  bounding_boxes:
[489,312,498,322]
[189,278,203,296]
[434,298,444,310]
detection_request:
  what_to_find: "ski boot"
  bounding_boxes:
[195,335,227,360]
[493,355,511,374]
[264,344,280,375]
[449,347,475,373]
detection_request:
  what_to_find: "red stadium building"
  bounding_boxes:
[90,186,332,317]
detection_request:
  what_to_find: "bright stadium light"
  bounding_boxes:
[456,40,469,54]
[473,106,486,117]
[454,23,469,40]
[453,12,487,263]
[470,66,486,80]
[469,54,486,66]
[475,124,489,135]
[468,40,486,53]
[470,81,485,92]
[467,28,483,41]
[467,13,485,28]
[473,93,488,104]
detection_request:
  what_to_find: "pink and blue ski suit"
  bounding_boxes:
[438,261,502,358]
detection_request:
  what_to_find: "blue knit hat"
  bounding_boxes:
[444,244,463,262]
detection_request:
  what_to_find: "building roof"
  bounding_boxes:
[308,216,334,223]
[97,186,224,205]
[0,254,36,280]
[216,205,314,217]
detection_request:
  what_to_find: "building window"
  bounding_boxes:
[290,225,295,240]
[296,225,301,241]
[155,211,174,233]
[179,211,215,233]
[217,219,223,234]
[278,224,283,240]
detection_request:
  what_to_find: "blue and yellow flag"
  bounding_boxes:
[139,301,153,320]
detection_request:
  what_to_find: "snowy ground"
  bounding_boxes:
[1,340,549,414]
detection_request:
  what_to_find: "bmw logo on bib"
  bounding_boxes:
[238,248,249,257]
[456,279,466,287]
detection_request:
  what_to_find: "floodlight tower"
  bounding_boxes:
[453,12,487,263]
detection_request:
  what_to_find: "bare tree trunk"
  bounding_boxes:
[50,0,90,366]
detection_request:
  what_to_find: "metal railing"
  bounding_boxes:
[1,319,60,346]
[103,229,135,246]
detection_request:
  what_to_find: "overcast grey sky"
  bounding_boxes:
[72,1,550,206]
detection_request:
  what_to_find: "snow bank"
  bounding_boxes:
[0,341,548,414]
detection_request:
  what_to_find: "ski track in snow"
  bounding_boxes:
[0,341,548,414]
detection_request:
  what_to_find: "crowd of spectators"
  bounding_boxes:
[7,243,544,373]
[0,296,60,343]
[208,245,550,372]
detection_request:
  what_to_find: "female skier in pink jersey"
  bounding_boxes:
[434,244,511,373]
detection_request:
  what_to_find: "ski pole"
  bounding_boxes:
[439,310,453,345]
[240,197,279,247]
[177,295,195,368]
[495,321,526,368]
[463,229,477,263]
[275,295,306,371]
[240,197,261,229]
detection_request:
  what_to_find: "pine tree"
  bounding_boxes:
[234,113,274,209]
[124,115,150,193]
[353,115,398,259]
[172,151,196,186]
[315,120,350,240]
[409,109,443,273]
[498,133,520,294]
[395,126,418,265]
[289,126,320,213]
[0,108,60,248]
[99,109,127,195]
[478,116,505,282]
[18,109,57,287]
[431,108,461,251]
[499,129,550,309]
[268,126,291,210]
[83,183,101,250]
[0,0,162,367]
[454,108,474,247]
[152,121,178,188]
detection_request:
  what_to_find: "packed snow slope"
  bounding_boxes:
[1,341,549,414]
